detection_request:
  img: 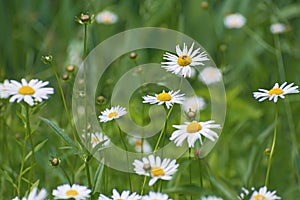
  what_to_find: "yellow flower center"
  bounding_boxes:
[253,194,266,200]
[156,92,172,101]
[268,88,283,95]
[108,111,118,118]
[18,86,35,95]
[151,167,165,177]
[135,139,142,147]
[92,137,100,143]
[66,189,79,197]
[116,199,123,200]
[177,55,192,66]
[186,122,202,133]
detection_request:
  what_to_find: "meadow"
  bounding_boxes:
[1,0,300,199]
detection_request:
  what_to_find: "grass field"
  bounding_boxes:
[1,0,300,199]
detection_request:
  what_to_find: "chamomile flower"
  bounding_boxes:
[52,184,91,200]
[182,96,206,119]
[198,66,222,85]
[128,137,152,153]
[98,106,127,122]
[6,78,54,106]
[142,191,172,200]
[142,90,185,109]
[12,187,47,200]
[133,154,179,186]
[270,23,287,34]
[170,120,221,148]
[224,13,246,29]
[83,132,110,148]
[161,43,209,78]
[98,189,141,200]
[253,82,299,103]
[201,196,223,200]
[0,80,10,99]
[250,186,281,200]
[96,10,118,24]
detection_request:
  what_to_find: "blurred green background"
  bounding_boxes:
[1,0,300,199]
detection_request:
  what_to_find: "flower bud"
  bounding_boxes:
[76,13,94,25]
[201,1,209,10]
[66,65,75,73]
[50,157,61,167]
[62,74,69,81]
[41,55,53,64]
[129,52,138,59]
[96,96,106,103]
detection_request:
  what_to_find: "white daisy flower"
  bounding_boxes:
[142,191,172,200]
[198,66,222,85]
[170,120,221,148]
[83,132,110,148]
[0,80,10,99]
[98,106,127,122]
[224,13,246,29]
[52,184,91,200]
[253,82,299,103]
[270,23,287,34]
[6,78,54,106]
[182,96,206,113]
[133,154,179,186]
[128,137,152,153]
[96,10,118,24]
[142,90,185,109]
[201,196,223,200]
[12,187,47,200]
[98,189,141,200]
[161,43,209,78]
[250,186,281,200]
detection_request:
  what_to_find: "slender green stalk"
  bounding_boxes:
[153,106,174,152]
[118,126,133,191]
[59,165,72,185]
[265,104,278,187]
[141,176,148,195]
[189,148,193,200]
[85,158,92,188]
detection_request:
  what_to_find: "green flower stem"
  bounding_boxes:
[140,176,148,195]
[153,106,174,152]
[265,104,278,187]
[189,148,193,200]
[118,126,133,191]
[59,165,72,185]
[85,157,92,189]
[244,26,276,55]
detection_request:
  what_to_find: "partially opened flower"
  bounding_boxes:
[201,196,223,200]
[142,191,172,200]
[224,13,246,29]
[133,155,179,186]
[99,106,127,122]
[250,186,281,200]
[0,80,10,99]
[253,82,299,103]
[52,184,91,200]
[161,43,209,78]
[12,187,47,200]
[142,90,185,109]
[182,96,206,114]
[198,66,222,85]
[170,120,221,147]
[6,78,54,106]
[98,189,141,200]
[83,132,110,148]
[95,10,118,24]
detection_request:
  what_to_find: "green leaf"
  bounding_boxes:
[93,159,105,194]
[0,169,18,190]
[164,184,204,195]
[279,3,300,19]
[40,117,79,151]
[208,176,239,200]
[25,139,48,162]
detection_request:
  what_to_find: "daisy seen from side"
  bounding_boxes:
[5,78,54,106]
[142,191,172,200]
[170,120,221,148]
[99,106,127,122]
[224,13,246,29]
[95,10,118,24]
[253,82,299,103]
[250,186,281,200]
[128,137,152,153]
[161,43,209,78]
[83,132,110,148]
[133,154,179,186]
[0,80,10,99]
[198,66,222,85]
[12,187,47,200]
[52,184,91,200]
[142,90,185,109]
[270,23,288,34]
[98,189,141,200]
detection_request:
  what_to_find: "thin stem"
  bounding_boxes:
[59,165,72,185]
[85,158,92,188]
[141,176,148,195]
[153,106,174,152]
[265,104,278,187]
[118,126,133,191]
[198,159,203,187]
[189,148,193,200]
[26,105,35,162]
